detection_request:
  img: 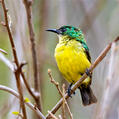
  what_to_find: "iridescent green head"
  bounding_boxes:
[46,25,84,39]
[46,25,89,51]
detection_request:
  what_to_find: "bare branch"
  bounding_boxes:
[1,0,41,117]
[62,84,66,119]
[48,69,62,96]
[48,70,73,119]
[0,85,46,119]
[0,48,7,54]
[1,0,19,66]
[48,111,58,119]
[0,52,14,71]
[1,0,27,118]
[62,84,73,119]
[46,37,119,119]
[22,0,42,111]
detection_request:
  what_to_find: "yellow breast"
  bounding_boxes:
[55,38,91,84]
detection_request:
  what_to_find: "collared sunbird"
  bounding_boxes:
[46,25,97,106]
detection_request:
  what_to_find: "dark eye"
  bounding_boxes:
[61,28,66,32]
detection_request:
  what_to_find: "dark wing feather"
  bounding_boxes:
[81,42,91,63]
[82,43,92,80]
[85,49,91,63]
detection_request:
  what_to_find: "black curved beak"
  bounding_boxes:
[46,29,61,34]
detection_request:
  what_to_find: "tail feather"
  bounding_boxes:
[79,85,97,106]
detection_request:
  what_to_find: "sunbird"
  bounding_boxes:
[46,26,97,106]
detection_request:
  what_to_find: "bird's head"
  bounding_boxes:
[46,25,84,41]
[46,25,89,51]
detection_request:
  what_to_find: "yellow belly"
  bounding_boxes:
[55,40,91,85]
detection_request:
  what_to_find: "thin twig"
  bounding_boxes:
[48,69,62,96]
[1,0,40,116]
[0,85,46,119]
[22,0,38,91]
[14,65,27,119]
[1,0,27,118]
[48,70,73,119]
[21,72,38,99]
[62,84,66,119]
[48,111,58,119]
[62,84,73,119]
[0,52,14,71]
[16,113,23,119]
[46,37,119,119]
[1,0,19,66]
[22,0,42,111]
[0,48,8,54]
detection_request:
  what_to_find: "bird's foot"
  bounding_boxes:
[66,83,75,97]
[85,68,92,77]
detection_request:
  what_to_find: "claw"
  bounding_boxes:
[85,68,92,77]
[67,83,73,97]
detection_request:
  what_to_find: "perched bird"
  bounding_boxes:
[46,25,97,106]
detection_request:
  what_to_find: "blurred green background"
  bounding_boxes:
[0,0,119,119]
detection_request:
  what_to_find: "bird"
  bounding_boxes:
[46,25,97,106]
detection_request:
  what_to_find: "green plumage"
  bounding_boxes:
[60,26,89,51]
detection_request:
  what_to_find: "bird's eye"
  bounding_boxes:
[61,28,66,32]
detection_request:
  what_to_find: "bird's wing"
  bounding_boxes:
[84,48,91,63]
[75,36,91,62]
[81,42,92,81]
[80,41,91,63]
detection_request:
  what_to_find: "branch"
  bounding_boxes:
[48,111,58,119]
[62,84,66,119]
[0,48,8,54]
[1,0,41,115]
[62,84,73,119]
[0,85,46,119]
[46,37,119,119]
[48,70,73,119]
[1,0,27,118]
[48,69,62,96]
[0,52,14,71]
[22,0,42,111]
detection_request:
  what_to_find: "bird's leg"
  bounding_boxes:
[67,83,72,97]
[67,83,75,97]
[85,68,92,77]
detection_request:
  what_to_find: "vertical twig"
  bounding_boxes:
[22,0,42,111]
[22,0,38,91]
[15,67,27,119]
[48,69,63,96]
[48,69,73,119]
[62,84,73,119]
[1,0,27,118]
[62,84,66,119]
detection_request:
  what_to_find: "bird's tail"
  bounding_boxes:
[79,85,97,106]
